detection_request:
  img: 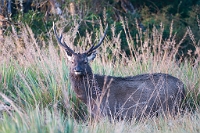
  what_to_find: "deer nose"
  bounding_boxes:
[74,66,83,75]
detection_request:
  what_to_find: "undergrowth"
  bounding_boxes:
[0,18,199,133]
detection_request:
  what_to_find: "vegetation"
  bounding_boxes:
[1,0,199,57]
[0,17,200,132]
[0,0,199,133]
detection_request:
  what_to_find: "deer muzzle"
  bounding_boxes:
[74,66,83,75]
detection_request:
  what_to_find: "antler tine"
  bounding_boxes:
[53,22,75,54]
[86,24,108,54]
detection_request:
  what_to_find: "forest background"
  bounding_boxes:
[0,0,200,133]
[0,0,199,58]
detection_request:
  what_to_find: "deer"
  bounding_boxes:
[53,23,185,120]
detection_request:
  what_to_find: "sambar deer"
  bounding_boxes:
[53,23,185,120]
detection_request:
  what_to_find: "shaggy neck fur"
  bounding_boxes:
[69,72,101,104]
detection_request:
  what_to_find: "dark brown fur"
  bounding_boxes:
[53,24,185,120]
[68,54,185,120]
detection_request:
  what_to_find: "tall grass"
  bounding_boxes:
[0,18,199,132]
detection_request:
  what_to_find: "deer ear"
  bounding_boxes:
[87,51,96,62]
[65,50,73,61]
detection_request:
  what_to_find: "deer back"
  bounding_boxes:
[94,73,185,119]
[53,24,185,120]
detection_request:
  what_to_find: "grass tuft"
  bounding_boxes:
[0,18,199,132]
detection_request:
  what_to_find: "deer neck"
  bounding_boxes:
[69,73,101,104]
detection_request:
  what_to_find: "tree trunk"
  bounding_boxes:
[69,2,76,16]
[120,0,135,14]
[0,0,5,44]
[0,15,5,44]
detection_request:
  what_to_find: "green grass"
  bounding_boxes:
[0,20,199,133]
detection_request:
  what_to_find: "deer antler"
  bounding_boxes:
[86,24,108,55]
[53,22,75,55]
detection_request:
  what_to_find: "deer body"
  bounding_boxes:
[69,61,185,119]
[53,24,185,120]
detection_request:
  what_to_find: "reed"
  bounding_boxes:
[0,18,199,132]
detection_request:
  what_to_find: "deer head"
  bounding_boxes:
[53,23,108,76]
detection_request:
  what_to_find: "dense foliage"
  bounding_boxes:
[1,0,199,60]
[0,1,199,132]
